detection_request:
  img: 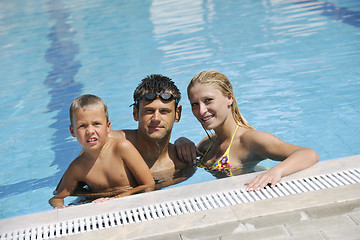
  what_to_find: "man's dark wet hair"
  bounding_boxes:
[132,74,181,109]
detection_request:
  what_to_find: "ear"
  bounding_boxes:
[175,105,182,122]
[107,121,111,134]
[227,92,233,107]
[69,125,76,138]
[133,105,139,121]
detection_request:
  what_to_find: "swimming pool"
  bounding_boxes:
[0,0,359,219]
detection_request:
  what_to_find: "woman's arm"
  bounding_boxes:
[244,131,319,191]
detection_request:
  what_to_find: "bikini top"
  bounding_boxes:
[199,125,242,176]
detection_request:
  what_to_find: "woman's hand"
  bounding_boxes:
[244,168,282,191]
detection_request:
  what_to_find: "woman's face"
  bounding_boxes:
[188,83,233,130]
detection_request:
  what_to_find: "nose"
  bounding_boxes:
[199,103,207,116]
[86,125,95,134]
[151,110,161,122]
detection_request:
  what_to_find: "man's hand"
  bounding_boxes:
[174,137,202,165]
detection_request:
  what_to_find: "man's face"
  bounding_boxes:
[134,92,181,141]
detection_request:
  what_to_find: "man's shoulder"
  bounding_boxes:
[168,143,188,169]
[122,129,137,138]
[111,129,138,139]
[109,129,126,139]
[109,129,138,145]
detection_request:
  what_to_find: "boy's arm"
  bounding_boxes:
[114,140,155,198]
[49,162,81,208]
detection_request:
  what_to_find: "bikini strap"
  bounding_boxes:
[229,125,239,145]
[199,125,239,163]
[199,136,216,162]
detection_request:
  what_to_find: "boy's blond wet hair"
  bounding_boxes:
[187,70,254,130]
[69,94,109,126]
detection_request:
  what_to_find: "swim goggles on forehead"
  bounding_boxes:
[131,92,179,107]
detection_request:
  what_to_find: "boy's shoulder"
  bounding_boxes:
[64,154,89,178]
[69,153,88,168]
[107,137,136,158]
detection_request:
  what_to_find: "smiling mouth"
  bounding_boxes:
[202,115,213,122]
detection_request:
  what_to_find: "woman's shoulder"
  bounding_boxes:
[240,129,286,155]
[240,129,276,145]
[197,134,216,153]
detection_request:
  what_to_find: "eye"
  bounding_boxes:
[204,98,213,104]
[78,124,87,129]
[160,109,171,114]
[145,109,155,114]
[94,122,102,126]
[191,102,199,108]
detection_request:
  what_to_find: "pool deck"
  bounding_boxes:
[1,155,360,239]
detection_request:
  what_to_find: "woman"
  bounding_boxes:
[187,70,319,190]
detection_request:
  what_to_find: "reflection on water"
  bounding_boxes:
[150,0,213,71]
[0,0,83,200]
[0,0,359,219]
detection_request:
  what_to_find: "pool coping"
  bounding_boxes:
[1,154,359,238]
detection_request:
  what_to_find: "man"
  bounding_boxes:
[111,74,196,189]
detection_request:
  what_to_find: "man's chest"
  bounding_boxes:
[149,159,176,181]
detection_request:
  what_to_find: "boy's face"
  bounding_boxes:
[133,91,181,142]
[69,105,111,151]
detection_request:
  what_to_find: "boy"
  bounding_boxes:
[49,94,154,208]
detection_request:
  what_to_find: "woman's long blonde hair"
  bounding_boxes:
[187,70,254,130]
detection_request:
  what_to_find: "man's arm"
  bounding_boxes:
[174,137,203,165]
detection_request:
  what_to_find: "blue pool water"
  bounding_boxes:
[0,0,359,219]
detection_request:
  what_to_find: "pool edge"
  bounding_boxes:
[1,154,359,238]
